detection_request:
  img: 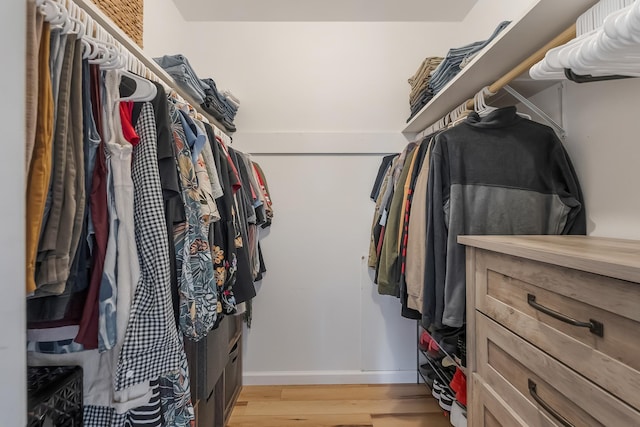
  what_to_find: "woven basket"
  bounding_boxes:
[92,0,144,47]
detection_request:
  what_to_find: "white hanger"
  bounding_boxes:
[474,86,497,117]
[117,57,158,103]
[39,0,67,25]
[531,0,640,80]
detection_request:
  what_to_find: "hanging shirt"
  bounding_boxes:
[405,139,433,313]
[423,107,586,329]
[116,101,182,390]
[169,101,219,341]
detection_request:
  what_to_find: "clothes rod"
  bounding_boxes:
[73,0,233,137]
[463,24,576,110]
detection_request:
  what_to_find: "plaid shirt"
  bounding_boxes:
[115,103,181,391]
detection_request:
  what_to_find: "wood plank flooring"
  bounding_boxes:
[228,384,451,427]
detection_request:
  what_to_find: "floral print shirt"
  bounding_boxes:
[169,102,218,341]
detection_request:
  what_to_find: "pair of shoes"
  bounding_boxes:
[419,363,437,387]
[432,379,443,399]
[439,389,454,411]
[419,330,432,351]
[431,379,454,412]
[450,368,467,407]
[431,325,465,359]
[450,401,467,427]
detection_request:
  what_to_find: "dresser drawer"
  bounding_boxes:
[470,374,528,427]
[473,249,640,409]
[476,313,640,426]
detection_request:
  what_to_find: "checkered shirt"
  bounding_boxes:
[115,103,181,391]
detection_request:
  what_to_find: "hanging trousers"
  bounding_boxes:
[26,23,54,294]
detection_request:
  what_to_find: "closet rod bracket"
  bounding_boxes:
[502,85,566,140]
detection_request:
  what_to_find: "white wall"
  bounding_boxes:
[562,79,640,239]
[522,78,640,240]
[143,0,189,53]
[141,0,538,384]
[2,0,26,425]
[461,0,536,40]
[143,14,453,383]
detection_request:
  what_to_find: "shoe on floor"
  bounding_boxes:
[450,401,467,427]
[439,389,454,412]
[431,379,443,399]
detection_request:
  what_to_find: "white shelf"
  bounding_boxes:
[75,0,234,136]
[402,0,598,134]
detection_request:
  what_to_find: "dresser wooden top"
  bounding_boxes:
[458,235,640,284]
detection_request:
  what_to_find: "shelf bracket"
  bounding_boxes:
[502,84,566,140]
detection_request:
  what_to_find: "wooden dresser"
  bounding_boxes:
[458,236,640,427]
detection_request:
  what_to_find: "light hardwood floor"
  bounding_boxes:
[228,383,452,427]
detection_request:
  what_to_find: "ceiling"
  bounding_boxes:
[172,0,478,22]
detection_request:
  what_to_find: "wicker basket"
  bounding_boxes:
[92,0,144,47]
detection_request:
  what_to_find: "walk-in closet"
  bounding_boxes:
[4,0,640,426]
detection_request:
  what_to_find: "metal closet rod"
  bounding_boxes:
[73,0,233,137]
[463,24,577,111]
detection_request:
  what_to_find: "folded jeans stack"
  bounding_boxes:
[154,54,240,133]
[200,78,239,133]
[153,54,208,104]
[427,21,511,95]
[406,20,511,122]
[407,56,443,117]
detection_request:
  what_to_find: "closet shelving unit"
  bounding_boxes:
[418,349,454,392]
[407,0,599,416]
[416,327,464,400]
[402,0,598,135]
[74,0,234,137]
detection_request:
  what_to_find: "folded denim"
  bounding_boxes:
[164,73,206,104]
[407,93,434,122]
[163,69,206,103]
[200,100,236,133]
[154,54,207,103]
[410,90,434,112]
[154,54,207,90]
[222,90,240,109]
[201,94,233,121]
[426,21,511,95]
[205,91,237,118]
[201,78,238,116]
[154,55,239,132]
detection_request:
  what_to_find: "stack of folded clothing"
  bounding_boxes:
[407,56,443,121]
[154,54,208,104]
[154,54,240,133]
[407,21,511,122]
[200,78,240,133]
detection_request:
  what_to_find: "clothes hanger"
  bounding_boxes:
[473,86,498,118]
[117,53,157,103]
[532,0,640,80]
[38,0,67,25]
[90,26,123,69]
[78,9,97,59]
[569,4,640,76]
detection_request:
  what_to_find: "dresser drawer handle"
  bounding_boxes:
[528,379,574,427]
[527,294,604,337]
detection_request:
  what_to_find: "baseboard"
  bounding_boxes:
[243,370,418,385]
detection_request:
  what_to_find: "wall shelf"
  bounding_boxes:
[402,0,598,135]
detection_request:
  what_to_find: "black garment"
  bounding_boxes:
[423,107,586,329]
[205,124,256,306]
[227,146,257,303]
[370,154,397,201]
[399,139,430,320]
